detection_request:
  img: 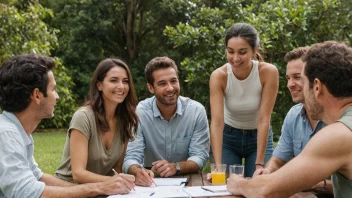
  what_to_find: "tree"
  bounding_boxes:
[42,0,193,102]
[0,0,76,128]
[164,0,352,140]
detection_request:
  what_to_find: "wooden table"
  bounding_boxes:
[180,172,317,198]
[97,172,317,197]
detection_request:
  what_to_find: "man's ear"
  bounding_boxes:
[147,83,154,94]
[313,78,323,99]
[30,88,42,104]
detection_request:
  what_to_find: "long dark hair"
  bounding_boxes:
[85,58,138,142]
[225,23,264,62]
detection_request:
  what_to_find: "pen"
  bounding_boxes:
[140,167,158,187]
[112,169,135,191]
[201,186,214,193]
[149,192,155,196]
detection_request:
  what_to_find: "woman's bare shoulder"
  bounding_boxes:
[258,61,278,74]
[211,64,228,78]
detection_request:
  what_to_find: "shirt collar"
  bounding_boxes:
[3,111,32,146]
[152,96,183,118]
[300,105,307,117]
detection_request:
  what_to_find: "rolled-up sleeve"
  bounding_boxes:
[123,122,146,173]
[272,117,294,162]
[187,106,210,170]
[0,131,45,198]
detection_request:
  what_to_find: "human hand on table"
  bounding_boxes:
[206,173,212,182]
[226,174,246,195]
[100,174,135,195]
[134,168,155,187]
[152,160,176,177]
[253,167,272,177]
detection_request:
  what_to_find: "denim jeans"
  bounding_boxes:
[221,124,274,177]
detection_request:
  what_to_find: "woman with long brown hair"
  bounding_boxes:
[210,23,278,177]
[55,58,138,183]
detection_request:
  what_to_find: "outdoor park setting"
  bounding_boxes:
[1,0,352,197]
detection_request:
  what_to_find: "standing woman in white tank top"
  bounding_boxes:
[209,23,279,177]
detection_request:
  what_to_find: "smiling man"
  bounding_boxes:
[226,41,352,198]
[253,47,333,197]
[123,56,210,186]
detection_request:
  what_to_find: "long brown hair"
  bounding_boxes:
[85,58,138,142]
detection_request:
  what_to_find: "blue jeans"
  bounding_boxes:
[221,124,274,177]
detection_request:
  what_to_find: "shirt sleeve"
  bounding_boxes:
[187,106,210,170]
[68,108,92,138]
[123,122,145,173]
[272,113,294,162]
[0,131,45,198]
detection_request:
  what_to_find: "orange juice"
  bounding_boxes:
[212,172,226,185]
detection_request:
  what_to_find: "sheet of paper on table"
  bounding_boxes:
[182,185,232,197]
[200,185,228,192]
[153,178,188,186]
[107,185,191,198]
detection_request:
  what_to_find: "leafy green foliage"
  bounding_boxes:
[164,0,352,140]
[0,1,76,128]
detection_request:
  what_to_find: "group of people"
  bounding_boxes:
[0,22,351,198]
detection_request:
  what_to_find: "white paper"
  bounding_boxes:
[182,186,232,197]
[153,178,188,186]
[108,186,190,198]
[200,185,228,192]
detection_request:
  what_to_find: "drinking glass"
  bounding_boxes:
[229,164,244,177]
[211,164,227,185]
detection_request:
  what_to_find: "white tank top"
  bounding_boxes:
[224,60,262,129]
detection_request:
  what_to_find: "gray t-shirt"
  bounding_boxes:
[333,106,352,198]
[55,107,124,182]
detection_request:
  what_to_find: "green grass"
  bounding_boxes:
[33,130,67,175]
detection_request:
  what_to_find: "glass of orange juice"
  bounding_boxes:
[211,164,227,185]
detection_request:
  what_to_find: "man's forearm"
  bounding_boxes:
[41,183,101,198]
[127,164,143,175]
[40,173,75,187]
[265,156,286,173]
[177,160,200,174]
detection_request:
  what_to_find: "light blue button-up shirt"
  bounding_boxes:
[123,96,210,173]
[273,103,326,161]
[0,111,45,198]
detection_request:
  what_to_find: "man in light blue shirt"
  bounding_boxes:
[253,47,332,196]
[123,56,210,186]
[0,54,134,198]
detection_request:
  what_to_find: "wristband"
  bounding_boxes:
[255,163,265,168]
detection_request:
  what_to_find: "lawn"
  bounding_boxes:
[33,130,67,175]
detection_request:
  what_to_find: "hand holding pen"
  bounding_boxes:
[112,169,136,191]
[133,165,157,187]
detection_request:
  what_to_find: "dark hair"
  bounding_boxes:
[225,23,264,61]
[303,41,352,98]
[144,56,178,85]
[0,54,55,112]
[284,47,310,63]
[85,58,138,142]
